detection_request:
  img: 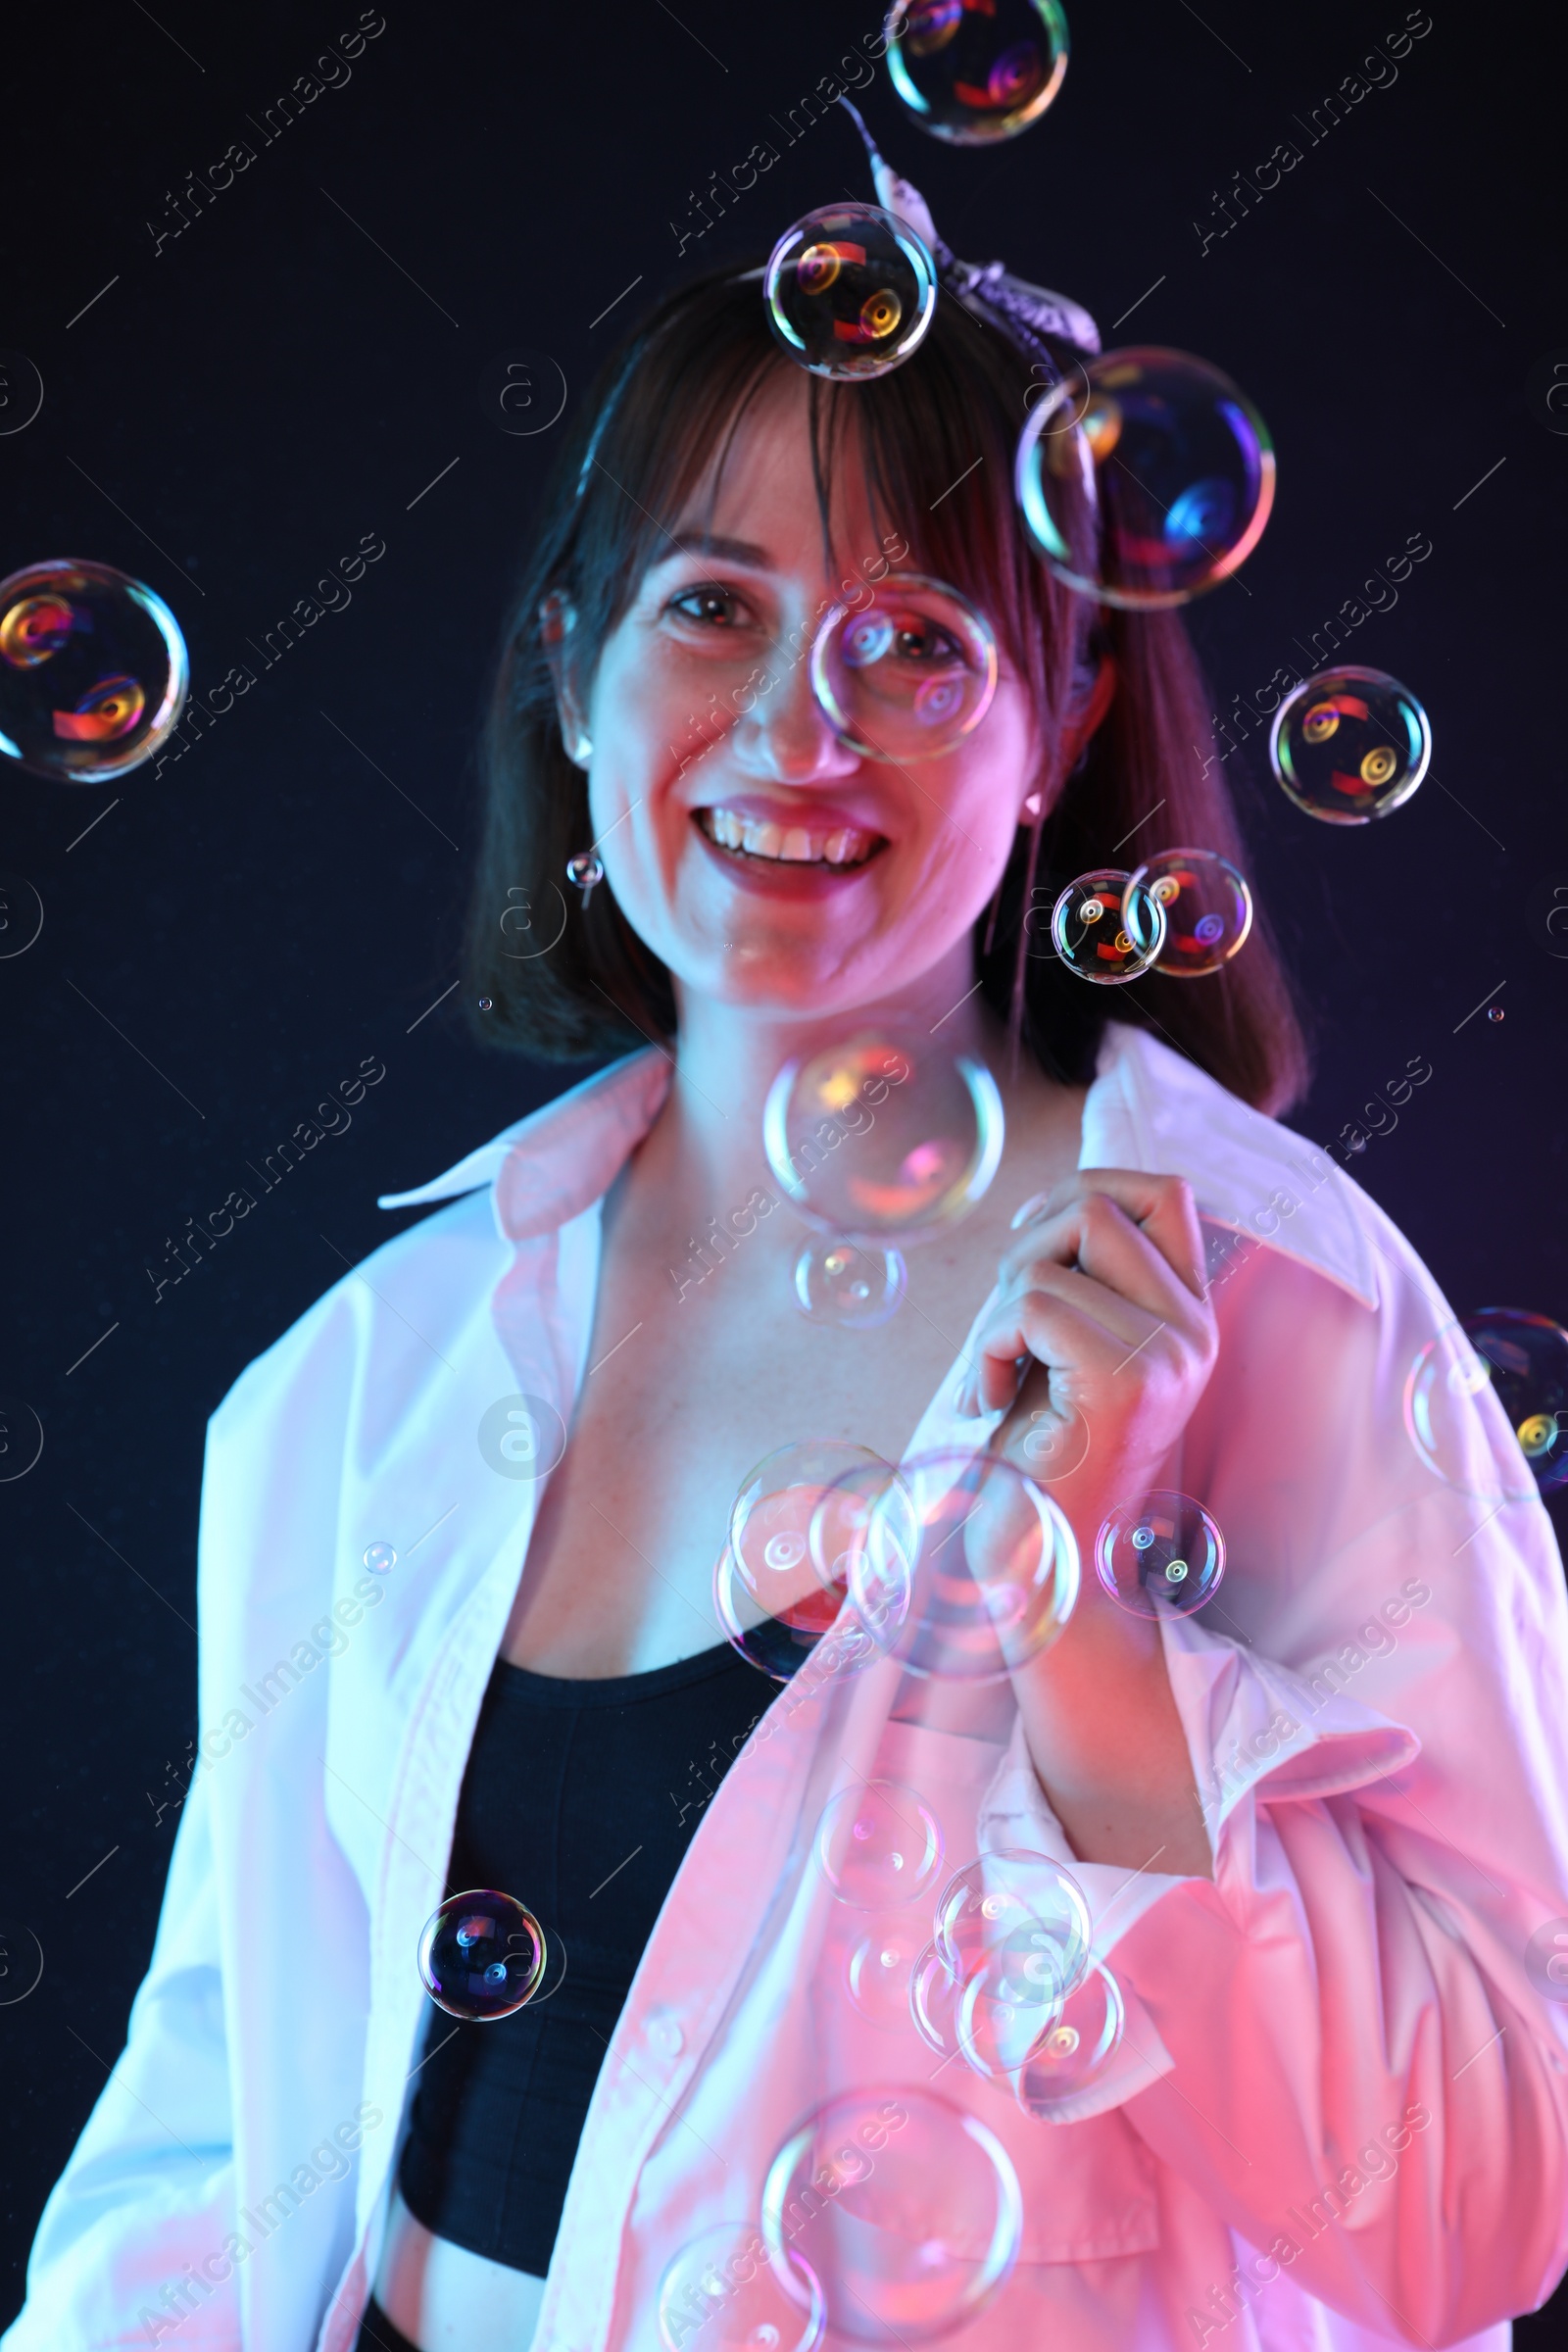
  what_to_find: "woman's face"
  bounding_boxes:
[574,371,1043,1021]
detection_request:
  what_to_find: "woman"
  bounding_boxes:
[10,257,1568,2352]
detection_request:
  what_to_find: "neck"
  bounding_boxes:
[652,937,1010,1210]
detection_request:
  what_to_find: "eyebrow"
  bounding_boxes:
[654,530,773,569]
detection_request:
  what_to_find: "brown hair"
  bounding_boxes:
[466,260,1310,1114]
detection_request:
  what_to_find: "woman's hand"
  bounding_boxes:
[957,1168,1216,1503]
[959,1169,1220,1876]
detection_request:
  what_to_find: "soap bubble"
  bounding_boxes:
[0,560,187,781]
[765,204,937,380]
[1466,1310,1568,1494]
[934,1848,1091,1999]
[1269,666,1431,823]
[0,874,44,959]
[1047,868,1166,984]
[1016,349,1275,608]
[810,574,998,762]
[847,1921,926,2029]
[717,1442,913,1681]
[760,2085,1022,2344]
[886,0,1069,144]
[764,1034,1004,1244]
[416,1889,546,2020]
[1126,847,1252,977]
[658,2223,825,2352]
[362,1542,397,1575]
[792,1237,906,1329]
[1095,1491,1225,1618]
[1406,1312,1568,1499]
[816,1780,945,1907]
[1012,1962,1125,2118]
[849,1447,1079,1682]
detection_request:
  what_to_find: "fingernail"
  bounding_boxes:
[1010,1192,1050,1232]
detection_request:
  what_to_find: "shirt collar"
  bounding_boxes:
[1088,1022,1378,1309]
[378,1024,1377,1310]
[377,1049,672,1241]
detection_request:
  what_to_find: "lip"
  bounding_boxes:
[691,811,887,897]
[687,792,890,834]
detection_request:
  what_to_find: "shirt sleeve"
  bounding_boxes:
[1,1763,244,2347]
[985,1229,1568,2343]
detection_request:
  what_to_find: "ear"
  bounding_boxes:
[539,591,593,766]
[1058,652,1116,773]
[1019,654,1117,823]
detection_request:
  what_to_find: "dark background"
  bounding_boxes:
[3,0,1565,2330]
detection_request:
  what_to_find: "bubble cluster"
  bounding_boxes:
[1044,868,1166,984]
[933,1848,1092,1997]
[760,2086,1022,2343]
[810,575,997,761]
[416,1889,546,2021]
[849,1446,1079,1682]
[886,0,1070,144]
[1016,349,1275,608]
[1127,848,1252,978]
[0,560,187,782]
[1095,1492,1225,1618]
[1268,666,1431,823]
[765,204,937,380]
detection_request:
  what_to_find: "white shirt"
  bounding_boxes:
[9,1023,1568,2352]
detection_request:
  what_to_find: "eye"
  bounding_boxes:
[889,614,968,667]
[667,582,749,628]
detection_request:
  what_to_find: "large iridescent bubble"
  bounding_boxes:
[1268,666,1431,823]
[658,2223,825,2352]
[765,204,937,380]
[810,574,997,761]
[0,560,187,781]
[764,1033,1004,1329]
[1016,349,1275,608]
[886,0,1070,144]
[850,1447,1079,1682]
[760,2085,1022,2343]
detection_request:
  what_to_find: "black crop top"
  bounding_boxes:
[398,1642,766,2277]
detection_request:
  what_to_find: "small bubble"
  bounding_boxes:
[363,1542,397,1574]
[1488,1005,1504,1023]
[478,995,493,1010]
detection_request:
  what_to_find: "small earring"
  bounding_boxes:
[566,851,604,908]
[566,725,593,764]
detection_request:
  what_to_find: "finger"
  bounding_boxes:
[961,1268,1162,1413]
[998,1194,1204,1331]
[1010,1170,1205,1300]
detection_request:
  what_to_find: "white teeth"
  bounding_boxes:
[699,808,879,866]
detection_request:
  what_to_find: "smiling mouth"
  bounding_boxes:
[696,807,886,868]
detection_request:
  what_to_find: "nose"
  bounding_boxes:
[728,642,860,784]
